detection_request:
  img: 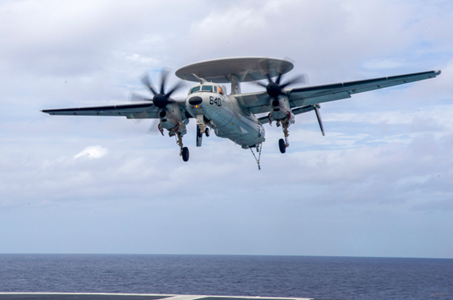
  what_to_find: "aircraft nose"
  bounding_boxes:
[188,96,203,105]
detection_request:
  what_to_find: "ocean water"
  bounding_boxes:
[0,255,451,300]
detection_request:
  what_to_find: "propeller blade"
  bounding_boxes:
[165,81,184,98]
[140,73,157,96]
[147,119,161,135]
[275,72,283,85]
[129,91,153,102]
[275,60,288,84]
[278,57,294,74]
[129,111,150,124]
[265,71,272,83]
[256,58,309,103]
[313,105,325,136]
[160,69,170,94]
[280,74,307,89]
[258,59,269,74]
[255,81,268,88]
[258,59,274,83]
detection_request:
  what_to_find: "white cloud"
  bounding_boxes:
[362,59,404,70]
[74,145,109,159]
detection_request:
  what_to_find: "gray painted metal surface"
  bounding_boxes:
[0,294,314,300]
[175,57,294,83]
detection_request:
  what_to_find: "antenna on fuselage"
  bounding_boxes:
[192,73,207,84]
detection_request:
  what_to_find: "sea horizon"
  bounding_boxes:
[1,253,451,300]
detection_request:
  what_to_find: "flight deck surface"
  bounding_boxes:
[0,294,314,300]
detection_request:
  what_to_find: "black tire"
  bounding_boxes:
[279,138,286,154]
[182,147,189,162]
[197,126,202,137]
[205,128,210,137]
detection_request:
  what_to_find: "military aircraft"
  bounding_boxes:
[42,57,441,169]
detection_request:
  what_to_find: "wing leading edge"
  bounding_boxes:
[41,103,159,119]
[236,70,441,114]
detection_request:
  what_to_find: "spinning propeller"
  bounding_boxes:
[256,60,307,106]
[129,69,184,134]
[138,69,184,108]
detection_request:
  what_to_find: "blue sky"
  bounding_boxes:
[0,0,452,258]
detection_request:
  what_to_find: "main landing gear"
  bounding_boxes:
[174,122,210,163]
[276,117,290,154]
[176,132,189,162]
[278,138,286,154]
[181,146,189,162]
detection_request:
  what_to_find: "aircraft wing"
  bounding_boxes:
[289,70,440,107]
[234,92,271,114]
[41,102,160,119]
[235,70,441,114]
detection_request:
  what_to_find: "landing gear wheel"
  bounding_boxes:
[205,128,210,137]
[279,138,286,154]
[197,126,202,138]
[182,147,189,162]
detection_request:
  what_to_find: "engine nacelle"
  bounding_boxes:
[268,96,294,125]
[159,103,188,136]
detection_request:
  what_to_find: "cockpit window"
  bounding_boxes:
[190,86,200,94]
[213,86,218,93]
[201,85,213,92]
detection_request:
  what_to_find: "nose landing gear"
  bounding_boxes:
[196,114,211,147]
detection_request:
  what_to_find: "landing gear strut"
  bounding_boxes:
[176,132,189,162]
[276,117,290,154]
[196,114,210,147]
[197,124,211,147]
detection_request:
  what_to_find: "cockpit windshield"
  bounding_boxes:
[190,86,200,94]
[190,84,223,95]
